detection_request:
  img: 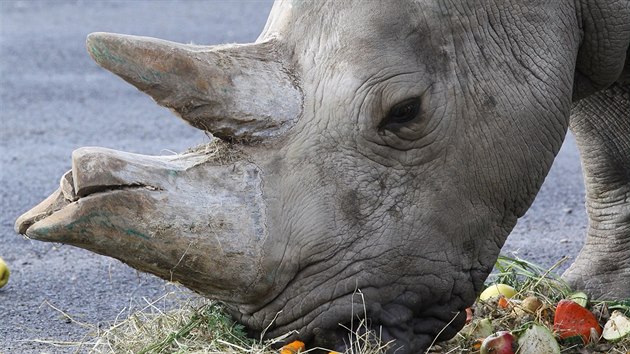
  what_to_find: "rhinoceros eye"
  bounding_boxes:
[382,97,421,127]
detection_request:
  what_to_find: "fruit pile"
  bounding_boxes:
[455,286,630,353]
[431,256,630,354]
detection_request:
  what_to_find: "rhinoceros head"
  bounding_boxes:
[16,1,579,352]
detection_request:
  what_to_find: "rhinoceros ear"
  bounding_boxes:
[573,1,630,100]
[86,33,302,142]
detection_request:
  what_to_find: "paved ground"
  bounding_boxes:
[0,1,588,353]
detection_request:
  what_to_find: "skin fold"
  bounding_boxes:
[15,1,630,353]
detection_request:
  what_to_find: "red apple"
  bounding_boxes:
[480,331,516,354]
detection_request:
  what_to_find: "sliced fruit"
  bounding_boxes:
[461,317,494,338]
[479,284,517,301]
[553,299,602,344]
[602,310,630,341]
[568,291,588,307]
[480,331,516,354]
[517,324,560,354]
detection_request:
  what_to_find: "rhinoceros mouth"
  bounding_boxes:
[14,173,160,236]
[75,183,160,199]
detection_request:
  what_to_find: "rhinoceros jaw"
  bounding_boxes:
[14,176,160,237]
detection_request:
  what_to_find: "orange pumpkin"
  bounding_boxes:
[553,299,602,344]
[280,340,305,354]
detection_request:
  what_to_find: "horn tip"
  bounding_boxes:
[86,32,109,65]
[86,32,128,67]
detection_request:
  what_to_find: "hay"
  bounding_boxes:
[88,288,391,354]
[184,138,246,166]
[29,257,630,354]
[88,288,274,354]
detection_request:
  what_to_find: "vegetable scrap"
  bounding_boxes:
[279,341,305,354]
[602,310,630,342]
[517,324,560,354]
[278,342,341,354]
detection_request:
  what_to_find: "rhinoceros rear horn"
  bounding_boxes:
[86,32,302,141]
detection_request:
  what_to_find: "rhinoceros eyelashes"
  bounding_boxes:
[381,97,421,128]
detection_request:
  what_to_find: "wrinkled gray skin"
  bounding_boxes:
[15,0,630,352]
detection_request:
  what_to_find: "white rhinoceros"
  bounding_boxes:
[15,0,630,352]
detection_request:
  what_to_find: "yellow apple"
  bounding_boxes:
[0,256,9,288]
[479,283,517,301]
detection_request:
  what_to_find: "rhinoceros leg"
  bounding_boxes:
[563,82,630,300]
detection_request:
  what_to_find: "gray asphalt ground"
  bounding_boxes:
[0,1,588,353]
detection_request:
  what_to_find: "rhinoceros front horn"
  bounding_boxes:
[15,145,271,303]
[86,32,302,141]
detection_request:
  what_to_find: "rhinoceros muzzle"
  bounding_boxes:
[15,143,270,302]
